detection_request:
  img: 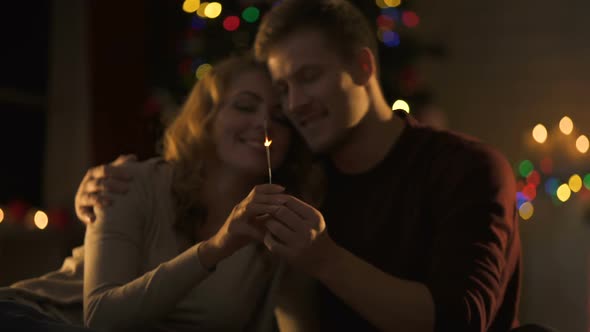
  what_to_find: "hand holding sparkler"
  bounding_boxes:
[264,119,273,184]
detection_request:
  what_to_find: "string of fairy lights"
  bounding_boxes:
[0,207,51,230]
[516,115,590,221]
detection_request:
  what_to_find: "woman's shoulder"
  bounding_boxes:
[126,157,172,180]
[119,157,174,194]
[92,158,174,229]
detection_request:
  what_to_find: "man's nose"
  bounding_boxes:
[286,86,311,114]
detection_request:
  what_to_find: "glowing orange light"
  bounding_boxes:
[182,0,201,13]
[384,0,402,7]
[576,135,589,153]
[532,124,547,143]
[569,174,583,193]
[34,210,48,230]
[556,184,571,202]
[518,202,534,220]
[0,208,4,223]
[264,138,272,147]
[559,116,573,135]
[204,2,222,19]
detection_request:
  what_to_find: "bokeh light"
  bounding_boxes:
[204,2,222,19]
[0,208,4,223]
[391,99,410,113]
[242,6,260,23]
[195,63,212,79]
[182,0,201,13]
[559,116,573,135]
[584,174,590,190]
[526,170,541,186]
[401,10,420,28]
[375,0,388,9]
[381,7,401,21]
[518,202,534,221]
[522,183,537,201]
[518,160,534,178]
[576,135,589,153]
[384,0,402,7]
[516,192,528,208]
[568,174,583,193]
[516,180,525,192]
[382,30,400,47]
[544,177,559,196]
[532,124,547,143]
[34,210,49,230]
[191,16,207,30]
[377,15,395,30]
[556,184,571,202]
[223,16,241,31]
[196,2,209,17]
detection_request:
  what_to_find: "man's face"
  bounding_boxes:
[267,29,370,153]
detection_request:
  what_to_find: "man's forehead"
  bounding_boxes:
[266,50,295,80]
[267,45,337,81]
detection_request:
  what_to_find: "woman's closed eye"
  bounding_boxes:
[233,99,259,113]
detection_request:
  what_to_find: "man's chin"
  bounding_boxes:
[304,134,343,156]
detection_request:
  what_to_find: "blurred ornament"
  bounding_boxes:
[6,199,30,224]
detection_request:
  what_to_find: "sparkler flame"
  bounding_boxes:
[264,138,272,147]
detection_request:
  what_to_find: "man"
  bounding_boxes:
[76,1,521,331]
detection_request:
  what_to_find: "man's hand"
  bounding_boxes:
[262,195,336,278]
[198,184,287,269]
[75,154,136,224]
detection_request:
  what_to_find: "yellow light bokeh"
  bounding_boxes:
[34,210,48,230]
[375,0,388,9]
[556,184,572,202]
[518,202,534,220]
[0,208,4,223]
[532,124,547,144]
[576,135,589,153]
[569,174,583,193]
[196,63,213,80]
[204,2,222,19]
[182,0,200,13]
[391,99,410,113]
[384,0,402,7]
[197,2,209,17]
[559,116,573,135]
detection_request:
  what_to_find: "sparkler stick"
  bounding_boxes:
[264,119,272,184]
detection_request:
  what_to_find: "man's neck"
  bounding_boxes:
[330,89,405,175]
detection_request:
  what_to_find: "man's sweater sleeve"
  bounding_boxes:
[425,144,520,331]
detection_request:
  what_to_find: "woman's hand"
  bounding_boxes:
[198,184,287,269]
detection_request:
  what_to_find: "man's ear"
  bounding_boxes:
[351,47,376,85]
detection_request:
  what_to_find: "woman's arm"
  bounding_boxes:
[82,165,213,329]
[82,167,287,330]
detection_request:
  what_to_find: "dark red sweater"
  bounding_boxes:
[318,113,521,331]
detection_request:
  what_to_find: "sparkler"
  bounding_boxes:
[264,119,272,184]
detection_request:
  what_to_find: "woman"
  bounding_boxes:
[0,53,318,331]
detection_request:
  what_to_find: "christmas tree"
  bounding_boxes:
[146,0,445,123]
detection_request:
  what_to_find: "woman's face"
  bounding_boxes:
[212,68,292,176]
